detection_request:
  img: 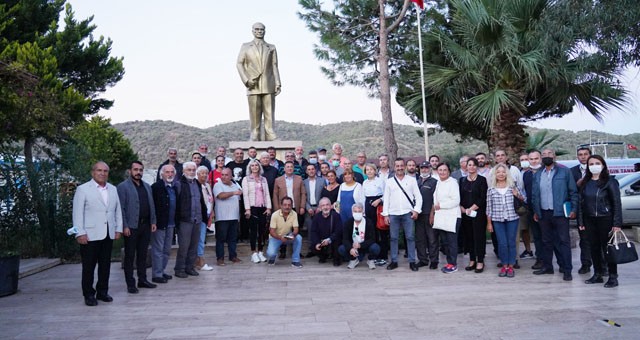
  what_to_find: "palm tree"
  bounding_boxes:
[399,0,626,163]
[525,130,567,156]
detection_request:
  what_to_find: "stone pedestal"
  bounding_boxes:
[228,140,302,160]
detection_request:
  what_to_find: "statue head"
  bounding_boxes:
[252,22,265,39]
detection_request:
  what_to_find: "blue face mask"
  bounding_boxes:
[309,158,318,165]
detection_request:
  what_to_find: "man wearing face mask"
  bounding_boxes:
[330,154,344,179]
[517,153,534,261]
[570,147,594,275]
[415,161,439,269]
[307,150,320,176]
[310,198,343,265]
[531,149,579,281]
[338,203,380,269]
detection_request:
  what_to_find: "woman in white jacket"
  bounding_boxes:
[430,163,462,273]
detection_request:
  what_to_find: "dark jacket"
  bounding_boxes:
[577,178,623,227]
[532,164,579,217]
[176,175,208,224]
[311,210,343,246]
[116,178,157,229]
[342,217,376,250]
[151,181,179,230]
[418,176,438,216]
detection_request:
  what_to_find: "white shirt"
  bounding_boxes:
[363,176,385,197]
[382,175,423,216]
[308,178,317,205]
[92,179,109,206]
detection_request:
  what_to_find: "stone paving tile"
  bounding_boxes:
[1,245,640,338]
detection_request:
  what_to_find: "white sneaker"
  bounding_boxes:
[367,260,376,270]
[201,264,213,271]
[251,253,260,263]
[257,252,267,262]
[347,259,360,269]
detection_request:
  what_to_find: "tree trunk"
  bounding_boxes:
[378,0,399,161]
[23,138,54,257]
[488,109,526,165]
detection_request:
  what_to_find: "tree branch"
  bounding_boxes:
[386,0,412,33]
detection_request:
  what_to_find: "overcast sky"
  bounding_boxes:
[68,0,640,135]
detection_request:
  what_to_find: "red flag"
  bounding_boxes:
[411,0,424,9]
[628,144,638,150]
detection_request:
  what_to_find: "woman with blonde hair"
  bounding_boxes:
[242,159,272,263]
[486,164,525,278]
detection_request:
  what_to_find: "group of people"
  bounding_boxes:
[72,142,625,307]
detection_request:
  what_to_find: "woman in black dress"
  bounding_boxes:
[321,170,340,205]
[459,158,488,273]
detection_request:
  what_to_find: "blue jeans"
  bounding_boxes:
[198,222,206,257]
[266,234,302,263]
[493,219,519,265]
[338,243,381,261]
[389,213,416,263]
[215,220,238,260]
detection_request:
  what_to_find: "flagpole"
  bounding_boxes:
[415,4,429,160]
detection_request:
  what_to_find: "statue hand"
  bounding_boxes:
[246,79,256,88]
[275,86,281,96]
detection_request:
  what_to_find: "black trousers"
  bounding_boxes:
[248,206,268,251]
[313,242,341,263]
[415,214,439,264]
[462,214,487,262]
[80,235,113,298]
[123,224,151,287]
[365,195,389,260]
[578,227,592,267]
[584,216,617,275]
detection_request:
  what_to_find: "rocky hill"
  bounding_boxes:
[113,120,640,169]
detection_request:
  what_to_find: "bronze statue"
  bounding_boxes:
[237,22,281,141]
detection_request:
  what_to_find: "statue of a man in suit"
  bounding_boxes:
[236,22,281,141]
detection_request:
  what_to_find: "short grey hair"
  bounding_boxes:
[259,151,270,159]
[351,202,364,212]
[318,197,331,206]
[183,161,197,170]
[196,165,209,175]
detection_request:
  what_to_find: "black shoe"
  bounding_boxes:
[513,261,520,269]
[174,271,188,278]
[152,277,168,284]
[96,294,113,302]
[533,268,554,275]
[306,252,316,258]
[409,263,419,272]
[585,274,604,284]
[604,276,618,288]
[185,269,199,276]
[496,262,503,268]
[429,262,438,270]
[386,262,398,270]
[563,273,573,281]
[578,265,590,274]
[84,296,98,306]
[531,260,543,270]
[278,252,286,259]
[318,258,327,264]
[333,260,341,267]
[138,280,157,288]
[464,263,476,271]
[416,261,428,268]
[474,263,485,273]
[127,286,139,294]
[163,274,173,280]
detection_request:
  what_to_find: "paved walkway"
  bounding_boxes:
[1,244,639,339]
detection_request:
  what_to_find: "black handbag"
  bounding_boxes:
[606,230,638,264]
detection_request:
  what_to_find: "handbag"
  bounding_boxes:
[376,204,389,231]
[606,230,638,264]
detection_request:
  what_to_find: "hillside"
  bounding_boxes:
[113,120,640,168]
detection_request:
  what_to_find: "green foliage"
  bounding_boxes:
[60,116,137,185]
[398,0,628,160]
[525,130,567,156]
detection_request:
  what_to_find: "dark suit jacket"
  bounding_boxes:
[151,181,179,230]
[570,165,583,183]
[117,178,157,229]
[273,174,307,212]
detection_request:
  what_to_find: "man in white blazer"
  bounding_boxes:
[236,22,281,141]
[72,161,123,306]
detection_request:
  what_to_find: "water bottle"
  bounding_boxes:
[67,226,79,236]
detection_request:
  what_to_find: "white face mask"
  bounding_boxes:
[530,163,541,170]
[352,212,363,221]
[589,164,603,175]
[319,155,327,161]
[520,161,530,168]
